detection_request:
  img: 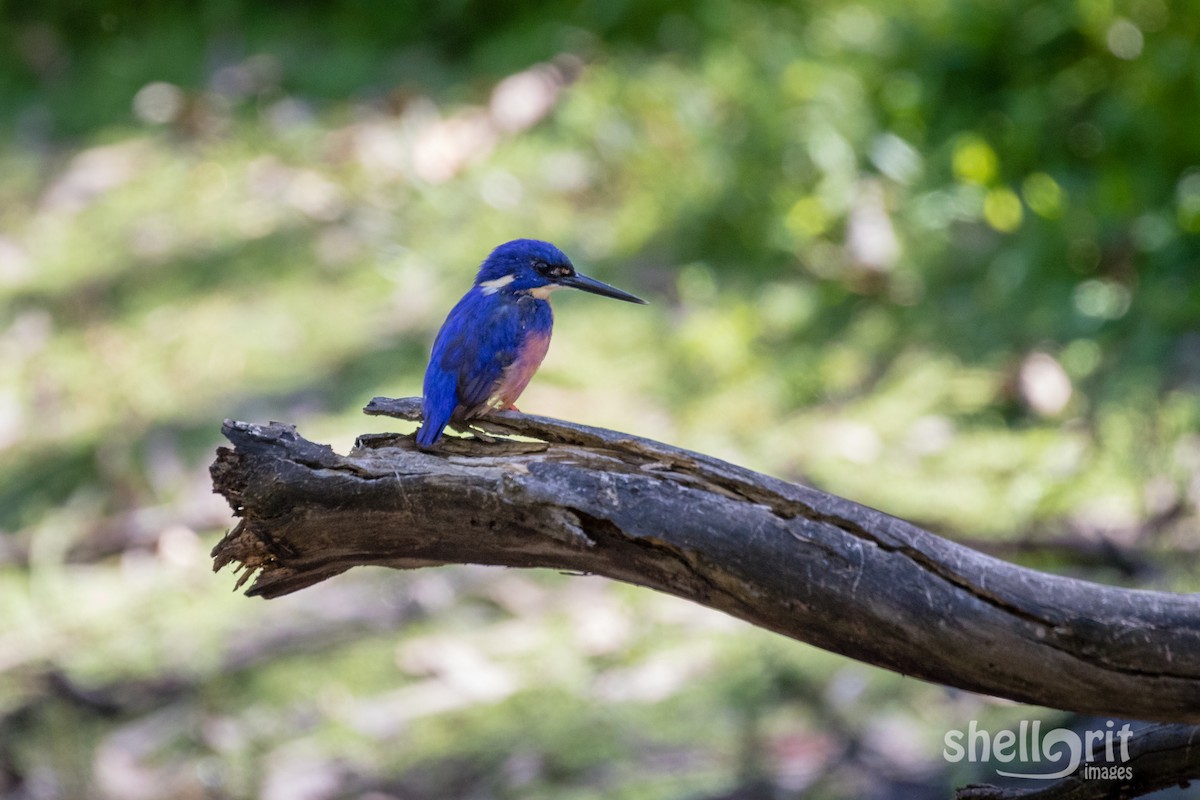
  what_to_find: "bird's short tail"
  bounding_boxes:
[415,397,452,449]
[415,415,445,449]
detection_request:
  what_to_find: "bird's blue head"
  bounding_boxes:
[474,239,645,304]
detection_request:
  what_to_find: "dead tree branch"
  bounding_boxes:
[210,397,1200,726]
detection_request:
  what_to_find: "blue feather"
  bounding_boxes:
[416,239,643,449]
[417,287,552,448]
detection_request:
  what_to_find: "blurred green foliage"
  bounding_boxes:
[1,0,1198,797]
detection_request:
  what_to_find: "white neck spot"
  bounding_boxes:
[479,274,516,295]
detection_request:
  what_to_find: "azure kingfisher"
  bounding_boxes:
[417,239,645,449]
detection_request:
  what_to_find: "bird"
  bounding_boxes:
[417,239,645,449]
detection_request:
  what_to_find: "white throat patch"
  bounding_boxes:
[529,285,560,300]
[479,274,516,295]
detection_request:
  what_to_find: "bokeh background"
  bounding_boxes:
[2,1,1198,798]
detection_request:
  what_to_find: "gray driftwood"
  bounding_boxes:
[211,397,1200,729]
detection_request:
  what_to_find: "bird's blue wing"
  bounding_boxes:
[417,289,522,448]
[445,290,526,412]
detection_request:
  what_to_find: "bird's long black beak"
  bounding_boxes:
[558,272,647,304]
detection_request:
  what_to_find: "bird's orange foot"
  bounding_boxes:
[505,404,521,412]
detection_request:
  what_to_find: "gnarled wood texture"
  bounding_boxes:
[211,397,1200,727]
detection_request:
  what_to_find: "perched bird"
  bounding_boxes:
[417,239,645,449]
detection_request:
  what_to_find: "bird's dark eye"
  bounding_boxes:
[531,258,573,279]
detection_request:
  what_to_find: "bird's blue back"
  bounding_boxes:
[417,286,553,448]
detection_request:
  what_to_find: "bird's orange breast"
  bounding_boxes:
[494,330,551,408]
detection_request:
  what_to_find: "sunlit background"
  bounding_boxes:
[2,1,1198,798]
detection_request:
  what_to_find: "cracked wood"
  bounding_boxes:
[210,396,1200,722]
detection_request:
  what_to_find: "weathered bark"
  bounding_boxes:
[210,397,1200,726]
